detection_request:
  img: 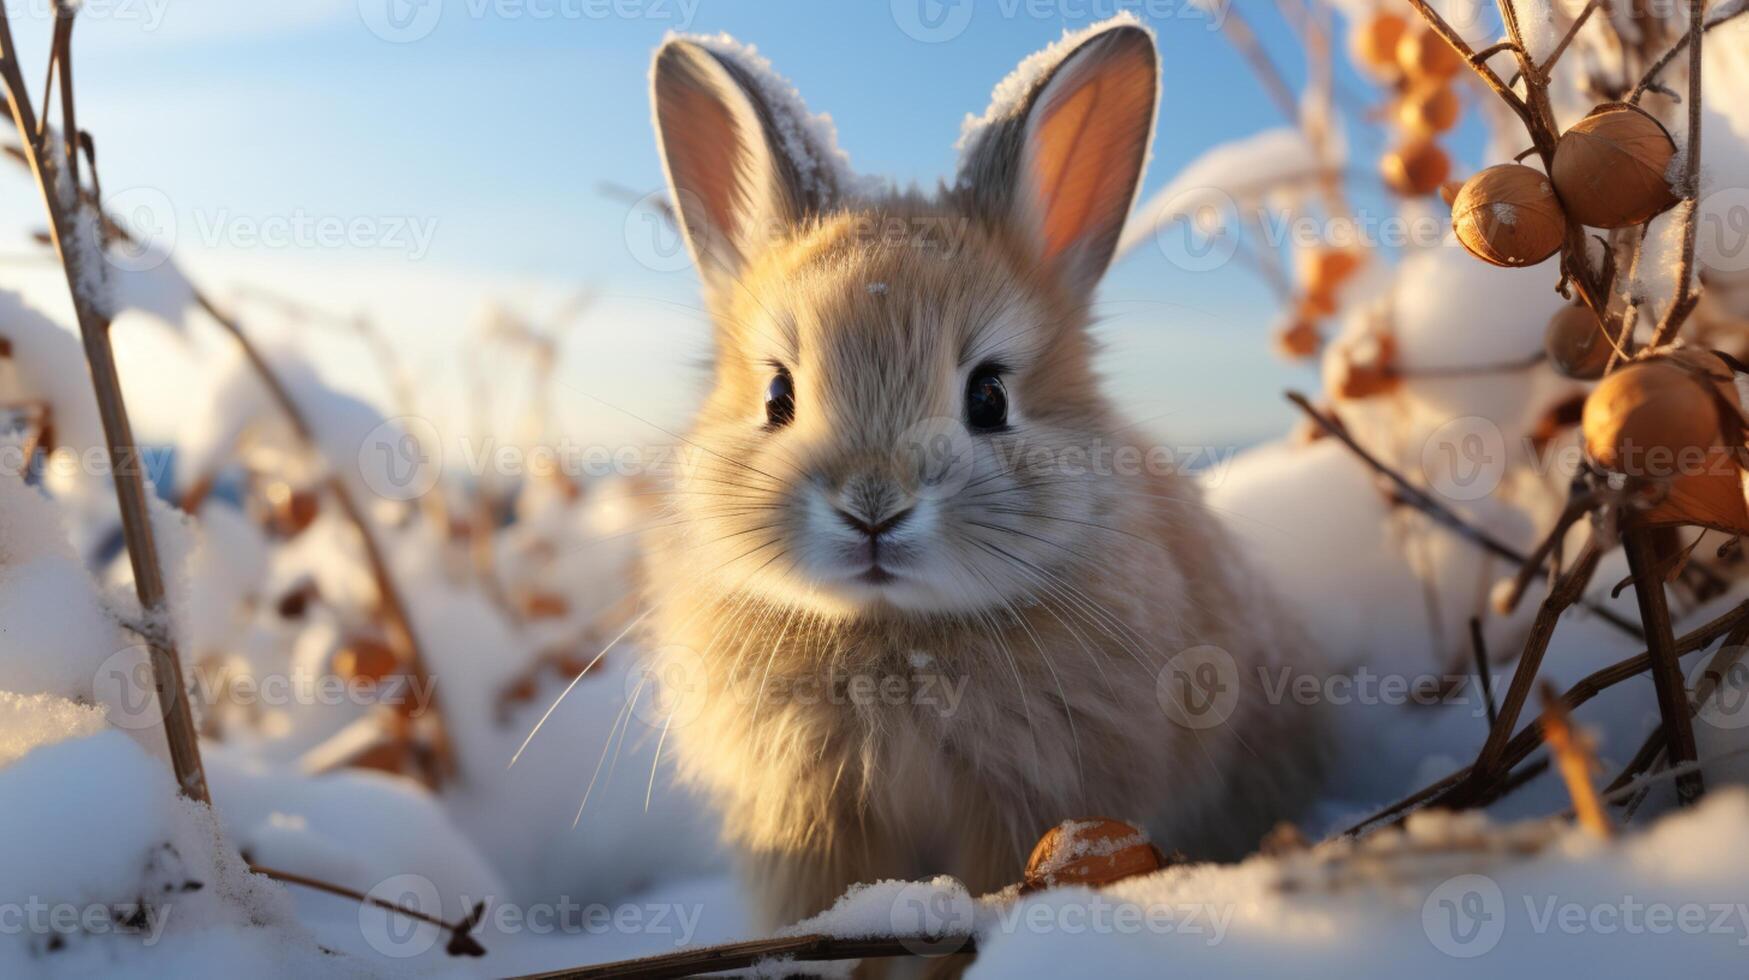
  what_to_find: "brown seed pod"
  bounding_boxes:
[1551,102,1679,229]
[520,592,571,620]
[1582,358,1725,474]
[1298,289,1338,319]
[1396,25,1463,80]
[1397,83,1459,134]
[1350,12,1407,73]
[334,638,401,683]
[1296,247,1364,296]
[1274,318,1321,360]
[1327,332,1400,401]
[1022,818,1162,893]
[1437,179,1465,206]
[1543,304,1614,380]
[1451,164,1567,267]
[1381,139,1451,197]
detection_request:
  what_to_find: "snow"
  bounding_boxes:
[957,13,1150,156]
[665,31,877,202]
[1116,127,1328,262]
[6,6,1749,978]
[970,791,1749,977]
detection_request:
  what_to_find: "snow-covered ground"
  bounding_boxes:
[6,3,1749,978]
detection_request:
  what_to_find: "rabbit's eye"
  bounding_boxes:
[765,369,796,428]
[965,366,1008,432]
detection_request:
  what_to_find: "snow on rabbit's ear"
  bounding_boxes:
[648,33,851,295]
[957,15,1158,299]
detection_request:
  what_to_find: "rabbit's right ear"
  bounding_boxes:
[650,39,839,297]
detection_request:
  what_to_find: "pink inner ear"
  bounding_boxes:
[1025,43,1155,267]
[655,60,750,257]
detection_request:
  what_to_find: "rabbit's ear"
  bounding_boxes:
[959,22,1157,301]
[651,38,839,296]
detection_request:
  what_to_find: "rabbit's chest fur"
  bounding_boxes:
[647,486,1325,926]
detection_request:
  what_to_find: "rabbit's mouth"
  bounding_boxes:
[854,565,898,586]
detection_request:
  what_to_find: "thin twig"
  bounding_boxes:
[194,292,459,787]
[1533,0,1599,83]
[1622,528,1704,803]
[507,932,977,980]
[1404,0,1530,120]
[1286,392,1640,636]
[1470,617,1498,729]
[1537,680,1612,837]
[1341,598,1749,837]
[1628,0,1749,105]
[1646,0,1708,350]
[251,865,485,957]
[0,3,209,803]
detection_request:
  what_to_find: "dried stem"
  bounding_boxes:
[1537,680,1613,837]
[1404,0,1529,120]
[1628,0,1749,105]
[1535,0,1599,82]
[1285,392,1639,636]
[1645,0,1707,350]
[1621,528,1704,803]
[506,932,977,980]
[1341,598,1749,837]
[193,293,458,787]
[251,865,485,957]
[1450,539,1604,806]
[0,3,209,803]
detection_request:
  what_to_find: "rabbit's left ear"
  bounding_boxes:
[958,22,1157,301]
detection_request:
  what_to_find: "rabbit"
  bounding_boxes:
[639,15,1329,938]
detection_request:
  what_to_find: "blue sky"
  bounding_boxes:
[1,0,1491,450]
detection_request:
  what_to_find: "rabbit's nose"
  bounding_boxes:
[835,505,914,540]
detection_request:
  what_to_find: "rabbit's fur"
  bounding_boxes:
[641,17,1327,933]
